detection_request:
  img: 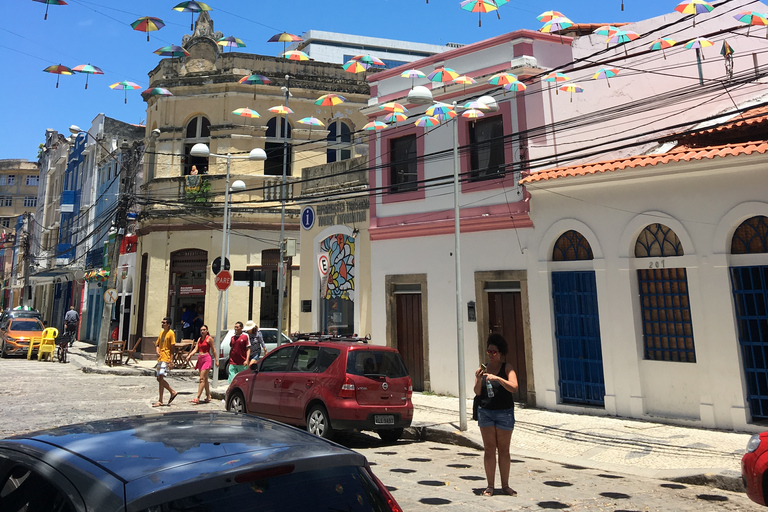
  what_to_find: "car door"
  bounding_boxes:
[280,345,321,421]
[248,345,296,418]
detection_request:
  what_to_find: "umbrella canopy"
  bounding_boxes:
[154,45,190,58]
[592,67,620,87]
[684,37,714,49]
[315,94,347,107]
[540,16,574,33]
[363,121,388,131]
[463,100,490,110]
[268,31,303,53]
[675,0,714,26]
[460,0,498,27]
[462,108,485,119]
[298,117,324,126]
[282,50,310,61]
[239,74,271,85]
[543,72,569,83]
[232,107,260,118]
[384,113,408,124]
[414,115,440,128]
[131,16,165,42]
[173,1,211,30]
[426,103,457,121]
[593,25,621,36]
[218,36,246,52]
[268,105,294,115]
[560,83,584,102]
[351,54,386,67]
[43,64,72,88]
[33,0,67,20]
[379,102,408,113]
[401,69,426,79]
[110,80,142,103]
[72,64,103,89]
[649,38,677,59]
[452,75,477,87]
[488,72,518,85]
[141,87,173,97]
[607,30,639,44]
[427,67,460,83]
[503,80,527,94]
[734,10,768,35]
[721,40,735,57]
[537,10,564,22]
[343,60,369,73]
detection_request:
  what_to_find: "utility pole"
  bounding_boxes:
[19,213,31,308]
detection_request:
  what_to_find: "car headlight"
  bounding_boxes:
[5,337,16,342]
[747,434,762,453]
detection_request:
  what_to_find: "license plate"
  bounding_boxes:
[374,415,395,425]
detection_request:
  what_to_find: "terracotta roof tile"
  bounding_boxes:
[690,104,768,136]
[520,141,768,184]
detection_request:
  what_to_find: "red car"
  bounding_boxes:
[225,335,413,442]
[743,432,768,505]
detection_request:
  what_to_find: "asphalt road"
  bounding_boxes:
[0,356,762,511]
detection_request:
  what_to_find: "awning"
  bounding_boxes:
[84,269,110,282]
[29,269,78,286]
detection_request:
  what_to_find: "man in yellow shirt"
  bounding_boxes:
[153,317,178,407]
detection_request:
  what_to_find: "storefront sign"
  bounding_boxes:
[317,198,369,227]
[179,285,206,296]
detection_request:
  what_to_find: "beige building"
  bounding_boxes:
[135,13,369,352]
[0,160,40,230]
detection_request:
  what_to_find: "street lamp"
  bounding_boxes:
[406,87,498,432]
[189,143,266,388]
[222,179,247,331]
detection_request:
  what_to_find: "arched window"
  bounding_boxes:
[635,223,683,257]
[731,216,768,254]
[184,115,210,175]
[552,230,593,261]
[327,121,351,163]
[265,117,293,176]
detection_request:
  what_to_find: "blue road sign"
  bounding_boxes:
[301,206,316,230]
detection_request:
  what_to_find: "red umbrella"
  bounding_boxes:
[268,31,303,54]
[72,64,103,89]
[33,0,67,21]
[131,16,165,42]
[43,64,73,88]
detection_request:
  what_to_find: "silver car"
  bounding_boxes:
[217,327,292,373]
[0,411,402,511]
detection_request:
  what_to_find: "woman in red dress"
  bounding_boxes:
[186,324,218,403]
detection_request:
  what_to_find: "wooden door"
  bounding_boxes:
[395,293,424,391]
[488,291,527,404]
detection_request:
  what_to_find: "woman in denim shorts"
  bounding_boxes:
[473,333,519,497]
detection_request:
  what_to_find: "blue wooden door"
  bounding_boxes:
[731,266,768,420]
[552,271,606,406]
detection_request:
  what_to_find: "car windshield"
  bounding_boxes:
[139,465,391,512]
[10,320,43,332]
[346,350,409,378]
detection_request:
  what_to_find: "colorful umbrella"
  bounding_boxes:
[463,100,490,110]
[217,36,246,52]
[315,94,347,107]
[537,10,564,22]
[540,16,574,43]
[172,1,211,31]
[268,32,303,54]
[414,115,440,128]
[141,87,173,97]
[592,67,620,87]
[721,40,735,58]
[343,60,369,73]
[502,80,527,96]
[298,116,324,136]
[427,67,460,83]
[488,72,518,85]
[33,0,67,20]
[379,102,408,113]
[363,121,388,131]
[282,50,310,61]
[232,107,260,118]
[239,74,271,85]
[153,45,190,59]
[543,72,569,95]
[384,112,408,124]
[462,108,485,119]
[110,81,142,103]
[268,105,294,115]
[452,75,477,92]
[560,83,584,102]
[43,64,72,88]
[593,25,621,47]
[460,0,499,27]
[131,16,165,42]
[351,54,386,68]
[734,11,768,35]
[72,64,103,89]
[648,38,677,59]
[675,0,714,27]
[426,103,457,121]
[401,68,426,87]
[684,37,714,59]
[607,30,640,56]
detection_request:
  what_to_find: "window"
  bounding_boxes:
[265,117,293,176]
[469,116,505,181]
[259,346,295,372]
[731,216,768,254]
[0,197,11,207]
[389,135,417,193]
[23,197,37,208]
[6,175,15,186]
[26,175,39,186]
[0,461,75,512]
[553,230,593,261]
[1,219,9,228]
[327,121,352,163]
[0,176,5,186]
[291,346,319,372]
[183,115,211,175]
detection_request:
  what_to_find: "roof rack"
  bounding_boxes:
[292,332,370,344]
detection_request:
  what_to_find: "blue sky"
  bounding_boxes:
[1,0,672,161]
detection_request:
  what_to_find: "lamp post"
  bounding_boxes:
[406,87,498,432]
[189,143,266,388]
[277,75,291,340]
[222,179,246,331]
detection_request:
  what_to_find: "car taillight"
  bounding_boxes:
[406,377,413,399]
[366,463,403,512]
[339,376,355,398]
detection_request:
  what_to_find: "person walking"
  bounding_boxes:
[474,333,518,497]
[186,324,218,404]
[63,306,78,345]
[228,321,250,383]
[244,320,266,369]
[181,305,195,339]
[153,317,178,407]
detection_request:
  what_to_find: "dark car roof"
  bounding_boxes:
[2,412,363,486]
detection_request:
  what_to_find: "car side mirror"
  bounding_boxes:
[249,362,259,373]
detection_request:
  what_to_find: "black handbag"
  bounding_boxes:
[472,395,480,421]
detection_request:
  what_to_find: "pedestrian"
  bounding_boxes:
[192,306,204,340]
[228,321,250,383]
[63,306,78,344]
[181,305,195,339]
[186,324,218,404]
[474,333,518,497]
[153,317,178,407]
[244,320,266,369]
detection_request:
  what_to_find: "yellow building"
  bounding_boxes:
[134,13,368,352]
[0,159,40,230]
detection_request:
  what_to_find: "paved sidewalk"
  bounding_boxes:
[67,342,750,491]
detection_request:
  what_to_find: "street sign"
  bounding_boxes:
[103,288,118,304]
[212,256,231,275]
[214,270,232,291]
[317,253,330,276]
[301,206,315,230]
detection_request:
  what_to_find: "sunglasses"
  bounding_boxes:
[486,349,499,356]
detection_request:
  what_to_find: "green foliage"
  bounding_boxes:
[184,178,211,204]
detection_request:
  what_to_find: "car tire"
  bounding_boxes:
[226,391,246,414]
[377,428,404,444]
[306,404,333,440]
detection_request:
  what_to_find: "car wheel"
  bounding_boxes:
[227,391,246,414]
[306,404,333,440]
[377,428,404,444]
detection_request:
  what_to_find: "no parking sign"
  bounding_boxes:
[317,253,330,276]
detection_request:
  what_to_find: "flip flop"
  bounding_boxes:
[482,487,493,497]
[152,402,163,407]
[201,398,210,404]
[190,398,199,404]
[502,486,517,497]
[168,392,178,405]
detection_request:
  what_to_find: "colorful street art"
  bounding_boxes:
[320,233,355,301]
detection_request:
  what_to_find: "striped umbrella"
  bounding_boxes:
[502,80,527,97]
[72,64,103,89]
[43,64,73,88]
[537,10,564,22]
[649,38,677,59]
[559,83,584,102]
[363,121,388,131]
[154,45,190,59]
[298,116,324,136]
[734,10,768,35]
[268,32,303,54]
[592,67,620,87]
[33,0,67,20]
[239,74,271,99]
[684,37,714,59]
[543,72,569,95]
[232,107,260,118]
[141,87,173,97]
[282,50,310,61]
[540,16,574,43]
[607,30,640,56]
[426,103,457,121]
[343,60,369,74]
[217,36,246,52]
[401,68,426,87]
[675,0,714,27]
[172,1,211,30]
[414,115,440,128]
[461,108,485,119]
[452,75,476,92]
[315,93,346,117]
[351,54,386,68]
[384,113,408,124]
[488,72,518,85]
[427,67,459,85]
[463,100,490,110]
[110,81,142,103]
[460,0,499,27]
[131,16,165,42]
[379,102,408,113]
[268,105,294,115]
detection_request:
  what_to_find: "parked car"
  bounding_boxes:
[0,308,43,333]
[743,431,768,505]
[218,327,293,373]
[0,318,44,358]
[0,411,402,511]
[225,334,414,442]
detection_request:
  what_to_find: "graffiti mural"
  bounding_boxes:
[320,234,355,301]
